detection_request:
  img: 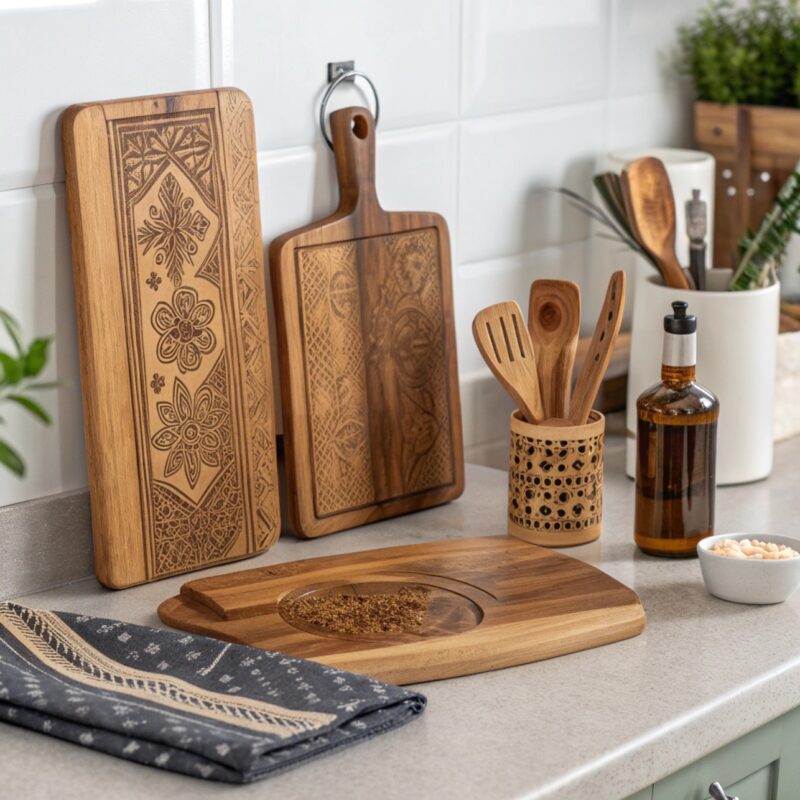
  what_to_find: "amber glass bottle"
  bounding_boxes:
[634,301,719,557]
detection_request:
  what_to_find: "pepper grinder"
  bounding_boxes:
[686,188,707,290]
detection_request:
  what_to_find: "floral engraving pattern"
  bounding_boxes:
[120,124,214,198]
[146,271,162,292]
[151,378,224,489]
[151,287,216,373]
[150,373,165,394]
[137,173,210,287]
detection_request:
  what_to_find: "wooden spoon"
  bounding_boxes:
[621,157,690,290]
[527,280,581,421]
[472,301,544,424]
[568,270,627,425]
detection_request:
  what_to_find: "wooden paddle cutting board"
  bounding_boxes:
[158,536,646,684]
[269,107,464,538]
[63,89,280,588]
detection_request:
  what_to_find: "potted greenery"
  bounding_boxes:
[0,311,55,476]
[680,0,800,269]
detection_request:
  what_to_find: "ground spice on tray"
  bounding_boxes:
[283,586,431,635]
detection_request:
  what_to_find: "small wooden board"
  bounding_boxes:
[158,536,646,684]
[269,107,464,538]
[63,89,280,588]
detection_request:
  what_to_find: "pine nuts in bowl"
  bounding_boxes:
[698,533,800,604]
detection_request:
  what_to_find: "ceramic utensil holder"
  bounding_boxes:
[626,266,779,485]
[508,411,605,547]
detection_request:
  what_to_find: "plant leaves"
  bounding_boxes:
[6,394,51,425]
[0,310,23,356]
[26,381,59,391]
[0,439,24,477]
[24,337,52,378]
[0,352,24,386]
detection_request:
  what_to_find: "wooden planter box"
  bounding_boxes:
[694,100,800,269]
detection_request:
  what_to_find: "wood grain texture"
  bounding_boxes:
[269,107,464,538]
[694,101,800,269]
[569,271,626,425]
[472,300,544,424]
[528,280,581,420]
[621,158,690,290]
[63,89,280,588]
[158,535,645,685]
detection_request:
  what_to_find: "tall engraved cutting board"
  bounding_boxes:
[270,107,464,538]
[63,89,280,588]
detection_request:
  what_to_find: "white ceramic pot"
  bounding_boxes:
[626,266,780,485]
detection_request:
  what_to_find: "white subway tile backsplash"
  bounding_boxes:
[0,0,210,192]
[0,186,86,506]
[459,370,515,449]
[610,0,704,98]
[606,88,694,152]
[458,102,604,264]
[217,0,459,151]
[0,0,700,508]
[461,0,609,117]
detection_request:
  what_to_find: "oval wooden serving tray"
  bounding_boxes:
[158,536,645,684]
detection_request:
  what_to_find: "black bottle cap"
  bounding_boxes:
[664,301,697,334]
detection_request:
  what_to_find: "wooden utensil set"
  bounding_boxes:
[473,272,626,427]
[597,156,710,291]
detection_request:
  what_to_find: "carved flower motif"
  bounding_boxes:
[150,373,165,394]
[152,287,216,373]
[136,173,210,286]
[145,271,162,292]
[151,378,223,488]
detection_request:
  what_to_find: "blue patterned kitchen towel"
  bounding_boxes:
[0,603,426,783]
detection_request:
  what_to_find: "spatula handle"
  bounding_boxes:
[568,271,626,425]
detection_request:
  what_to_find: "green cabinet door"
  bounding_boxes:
[651,705,800,800]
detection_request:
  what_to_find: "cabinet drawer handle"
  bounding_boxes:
[709,782,738,800]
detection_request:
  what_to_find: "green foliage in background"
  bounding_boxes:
[0,311,55,477]
[730,171,800,289]
[679,0,800,107]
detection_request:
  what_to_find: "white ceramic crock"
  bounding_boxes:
[626,266,780,485]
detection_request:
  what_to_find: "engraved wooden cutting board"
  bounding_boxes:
[158,536,646,684]
[269,107,464,538]
[63,89,280,588]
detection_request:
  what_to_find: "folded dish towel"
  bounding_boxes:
[0,602,425,783]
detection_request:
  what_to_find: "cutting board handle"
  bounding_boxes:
[330,106,380,214]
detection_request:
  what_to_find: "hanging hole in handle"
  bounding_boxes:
[352,114,369,139]
[319,69,380,150]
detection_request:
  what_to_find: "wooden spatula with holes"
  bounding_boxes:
[472,301,544,424]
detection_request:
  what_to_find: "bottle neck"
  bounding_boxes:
[661,331,696,385]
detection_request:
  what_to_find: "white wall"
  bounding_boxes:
[0,0,705,507]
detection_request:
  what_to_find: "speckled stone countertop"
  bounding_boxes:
[4,432,800,800]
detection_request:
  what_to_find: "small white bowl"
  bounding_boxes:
[697,533,800,605]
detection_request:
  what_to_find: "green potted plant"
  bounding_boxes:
[0,311,55,477]
[680,0,800,269]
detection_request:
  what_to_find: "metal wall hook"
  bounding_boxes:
[319,62,380,150]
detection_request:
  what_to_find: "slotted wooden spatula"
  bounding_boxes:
[528,280,581,420]
[569,270,627,425]
[621,157,690,290]
[472,301,544,424]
